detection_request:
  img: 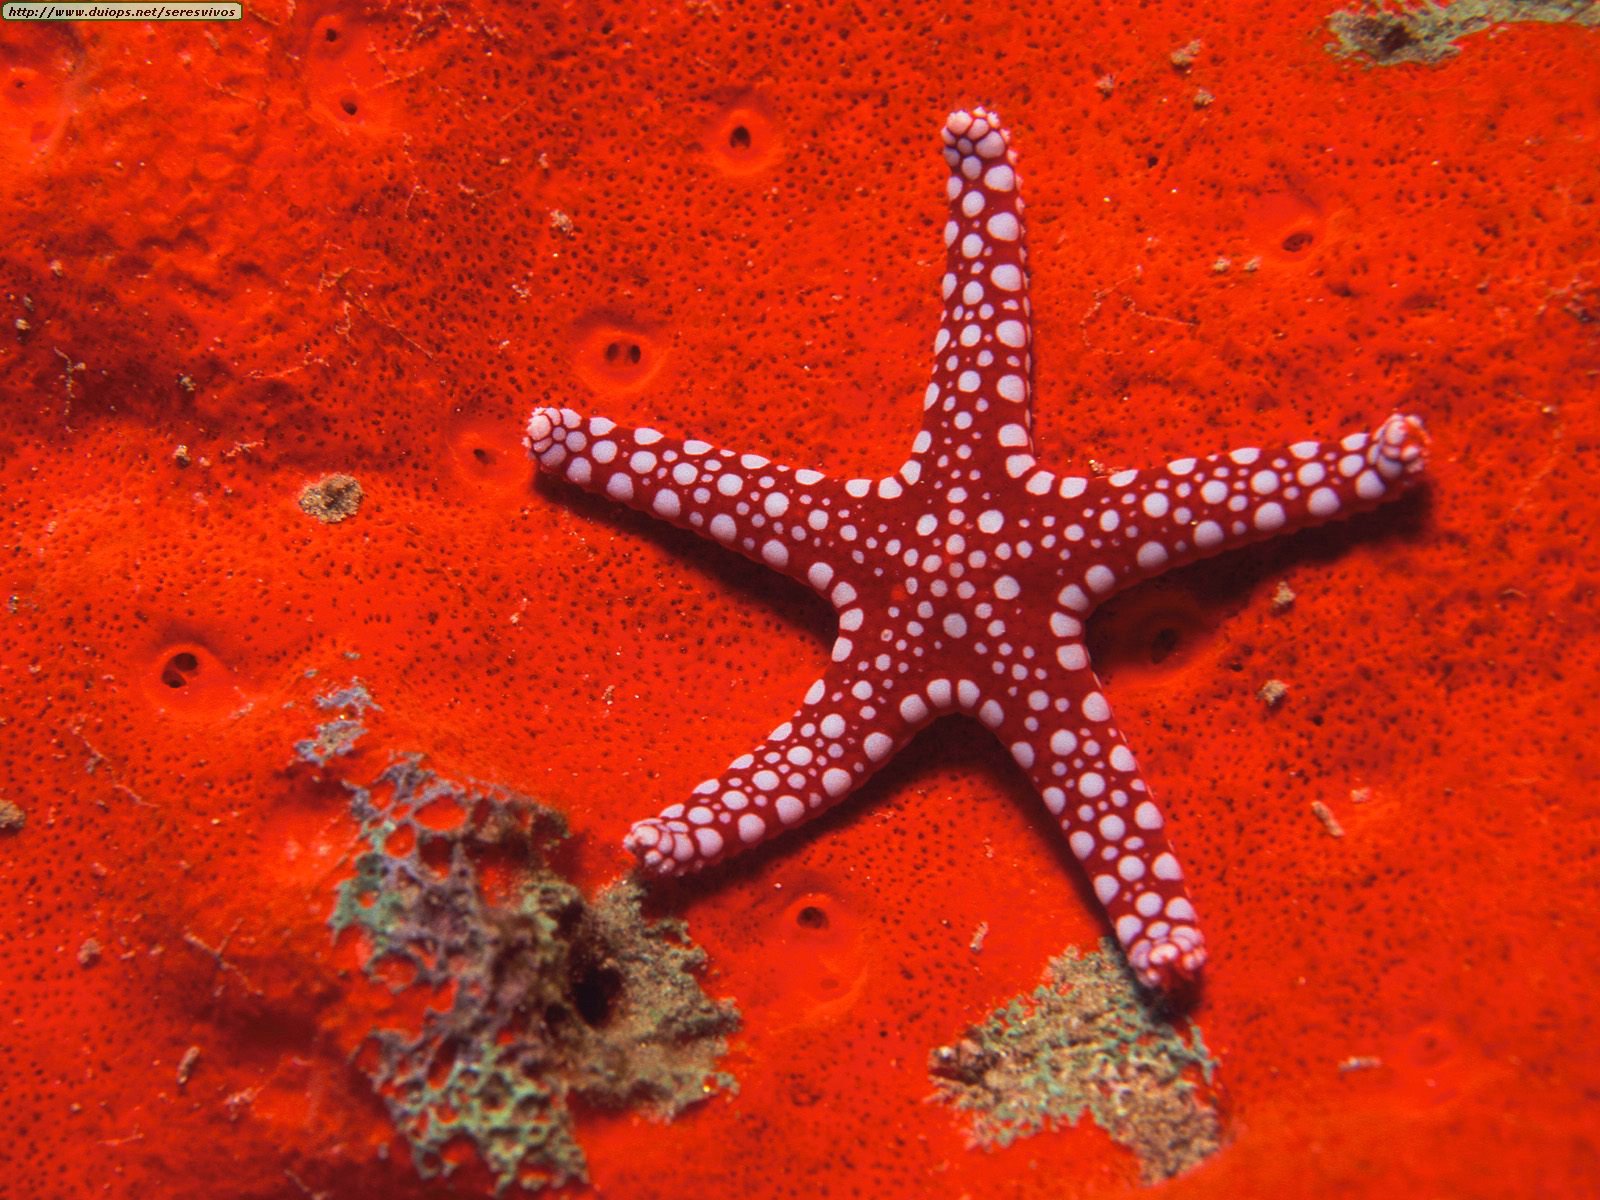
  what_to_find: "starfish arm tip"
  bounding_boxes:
[624,816,702,877]
[525,405,581,463]
[1376,411,1430,481]
[1129,927,1208,992]
[943,105,1023,156]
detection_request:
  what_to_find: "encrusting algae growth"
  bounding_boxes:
[1,2,1598,1199]
[330,752,739,1193]
[930,940,1221,1183]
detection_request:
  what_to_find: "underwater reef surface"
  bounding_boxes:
[1,2,1597,1197]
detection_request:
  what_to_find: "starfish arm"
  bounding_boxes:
[526,406,855,594]
[623,661,949,876]
[910,107,1039,483]
[991,670,1207,991]
[1059,413,1429,602]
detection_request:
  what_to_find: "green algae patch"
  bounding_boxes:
[1327,1,1599,66]
[331,757,739,1193]
[930,939,1220,1183]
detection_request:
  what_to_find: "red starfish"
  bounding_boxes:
[526,107,1428,990]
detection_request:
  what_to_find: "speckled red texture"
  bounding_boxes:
[2,3,1597,1198]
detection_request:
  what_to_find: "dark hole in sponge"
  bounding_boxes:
[161,651,200,688]
[796,904,829,930]
[729,124,752,150]
[570,959,624,1027]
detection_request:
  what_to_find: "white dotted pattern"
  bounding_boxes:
[525,107,1430,992]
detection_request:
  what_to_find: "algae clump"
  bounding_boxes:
[331,757,739,1193]
[930,939,1220,1182]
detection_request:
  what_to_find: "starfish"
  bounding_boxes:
[525,106,1428,990]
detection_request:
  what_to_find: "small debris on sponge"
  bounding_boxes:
[298,474,363,524]
[1170,38,1203,70]
[176,1046,201,1088]
[1312,800,1346,838]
